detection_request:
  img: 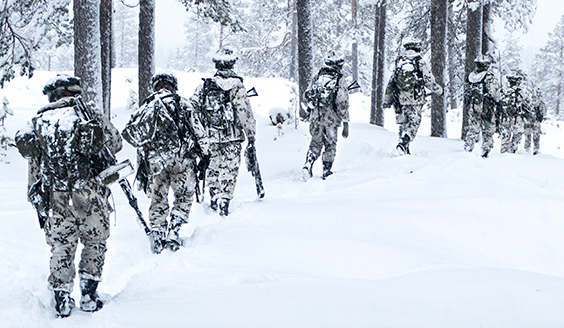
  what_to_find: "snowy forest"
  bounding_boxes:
[2,0,564,133]
[3,0,564,326]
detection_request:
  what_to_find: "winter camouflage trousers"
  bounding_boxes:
[464,109,496,154]
[206,142,242,202]
[397,104,423,144]
[308,122,339,163]
[500,117,525,153]
[44,181,112,291]
[148,156,197,231]
[524,122,542,153]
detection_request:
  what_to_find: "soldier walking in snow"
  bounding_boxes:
[463,55,501,158]
[190,47,257,216]
[122,71,210,254]
[384,39,442,155]
[301,51,350,180]
[499,71,531,153]
[524,87,547,155]
[15,75,122,317]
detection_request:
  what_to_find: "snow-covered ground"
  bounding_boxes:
[1,69,564,327]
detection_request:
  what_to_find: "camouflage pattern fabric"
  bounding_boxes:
[384,51,442,150]
[206,142,242,202]
[25,97,122,291]
[499,85,530,153]
[191,69,256,203]
[147,155,196,231]
[384,52,442,107]
[463,69,501,154]
[190,69,256,144]
[308,123,339,163]
[306,65,349,164]
[523,121,541,153]
[397,104,423,143]
[44,182,111,291]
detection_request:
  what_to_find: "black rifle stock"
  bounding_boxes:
[244,142,265,199]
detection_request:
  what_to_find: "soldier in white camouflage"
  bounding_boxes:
[499,71,532,153]
[190,47,256,216]
[302,51,349,180]
[122,71,210,253]
[384,39,442,155]
[463,55,501,158]
[524,87,547,155]
[15,75,122,317]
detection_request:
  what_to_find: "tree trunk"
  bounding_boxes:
[430,0,447,138]
[482,2,491,56]
[289,0,298,82]
[462,2,482,139]
[100,0,112,119]
[138,0,155,105]
[351,0,358,89]
[375,1,386,125]
[447,0,457,110]
[297,0,312,118]
[74,0,103,110]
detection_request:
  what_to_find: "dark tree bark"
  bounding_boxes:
[351,0,359,88]
[138,0,155,105]
[370,1,386,127]
[100,0,112,119]
[430,0,448,137]
[462,4,482,139]
[74,0,102,109]
[289,0,298,82]
[297,0,313,118]
[482,2,491,56]
[447,0,457,110]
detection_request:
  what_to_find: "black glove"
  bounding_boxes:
[342,122,349,138]
[247,135,255,144]
[197,155,210,180]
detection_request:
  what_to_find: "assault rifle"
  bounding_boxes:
[347,81,361,92]
[74,96,151,236]
[247,87,258,97]
[244,141,265,199]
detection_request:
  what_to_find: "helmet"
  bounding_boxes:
[475,55,493,72]
[506,69,525,85]
[42,74,82,102]
[324,51,345,67]
[402,38,422,52]
[151,70,178,92]
[213,47,238,70]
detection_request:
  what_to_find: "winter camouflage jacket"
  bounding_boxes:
[25,96,122,195]
[465,68,501,117]
[190,69,256,144]
[305,65,350,127]
[384,50,442,107]
[123,89,210,171]
[500,85,532,122]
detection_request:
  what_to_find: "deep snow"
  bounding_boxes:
[1,69,564,327]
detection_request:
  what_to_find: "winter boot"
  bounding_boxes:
[149,230,166,254]
[218,198,230,217]
[302,150,316,180]
[54,290,75,318]
[481,149,490,158]
[166,217,185,251]
[396,134,411,155]
[321,161,333,180]
[210,198,218,211]
[79,278,104,312]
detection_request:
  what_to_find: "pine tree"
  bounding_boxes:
[138,0,155,104]
[0,0,71,87]
[502,32,523,74]
[532,15,564,118]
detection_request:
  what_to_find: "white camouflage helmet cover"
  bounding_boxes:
[213,46,238,68]
[324,51,345,67]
